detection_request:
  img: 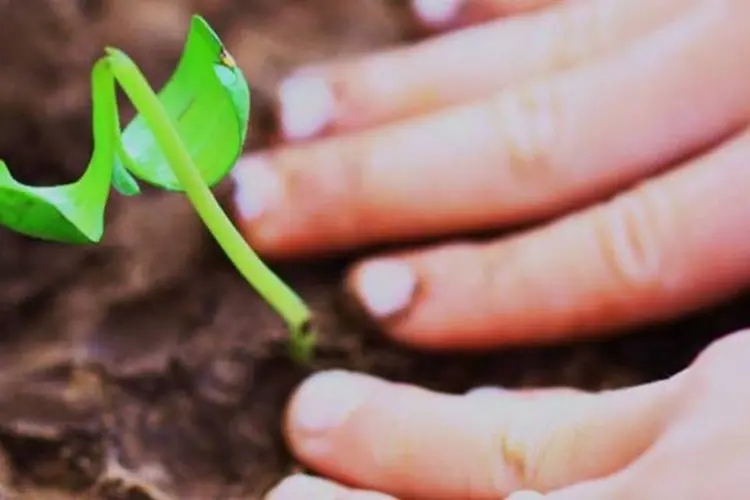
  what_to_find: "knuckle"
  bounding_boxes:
[364,389,429,485]
[327,62,377,123]
[592,183,672,295]
[485,407,533,492]
[522,399,591,489]
[544,2,607,69]
[492,80,564,185]
[486,400,577,492]
[503,420,546,488]
[284,139,371,240]
[480,239,526,306]
[327,53,405,127]
[329,141,373,235]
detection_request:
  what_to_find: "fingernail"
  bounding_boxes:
[291,370,373,435]
[466,386,509,398]
[231,155,283,221]
[412,0,463,27]
[266,474,338,500]
[278,73,336,141]
[353,260,417,319]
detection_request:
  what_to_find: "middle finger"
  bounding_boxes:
[234,4,750,257]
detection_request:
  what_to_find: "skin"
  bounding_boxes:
[266,330,750,499]
[229,0,750,497]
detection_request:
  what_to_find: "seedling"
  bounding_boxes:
[0,16,316,362]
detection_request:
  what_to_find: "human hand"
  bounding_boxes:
[264,330,750,499]
[232,0,750,350]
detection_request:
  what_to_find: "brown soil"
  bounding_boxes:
[0,1,748,499]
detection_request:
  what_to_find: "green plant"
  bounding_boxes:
[0,15,316,362]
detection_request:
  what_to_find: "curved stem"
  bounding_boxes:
[107,50,315,362]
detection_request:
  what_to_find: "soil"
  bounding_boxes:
[0,1,748,499]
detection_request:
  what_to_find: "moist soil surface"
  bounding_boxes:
[0,1,748,499]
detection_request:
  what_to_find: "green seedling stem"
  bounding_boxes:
[0,16,315,362]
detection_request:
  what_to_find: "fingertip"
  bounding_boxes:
[277,73,336,142]
[348,259,419,321]
[346,248,490,350]
[230,154,292,255]
[285,370,381,460]
[411,0,464,29]
[231,155,283,222]
[348,244,511,350]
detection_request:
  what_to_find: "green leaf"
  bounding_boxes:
[118,16,251,191]
[0,15,250,243]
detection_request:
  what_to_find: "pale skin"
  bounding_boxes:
[230,0,750,497]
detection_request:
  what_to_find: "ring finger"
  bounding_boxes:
[346,124,750,349]
[276,0,686,140]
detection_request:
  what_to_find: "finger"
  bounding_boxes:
[346,126,750,349]
[274,0,684,141]
[411,0,564,30]
[266,474,397,500]
[346,125,750,349]
[234,4,750,258]
[284,370,676,499]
